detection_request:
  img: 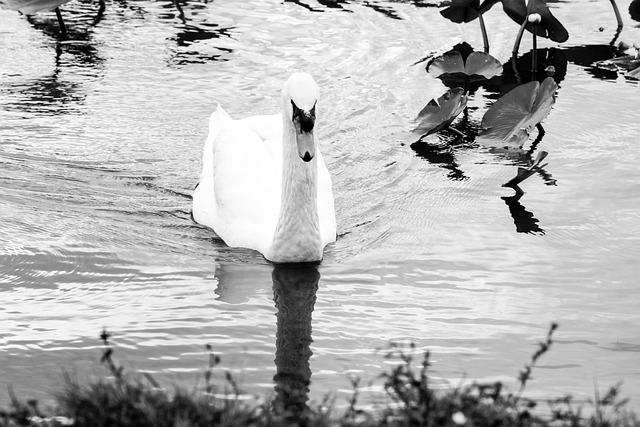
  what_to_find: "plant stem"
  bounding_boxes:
[54,7,67,40]
[610,0,623,31]
[447,126,465,139]
[531,24,537,78]
[94,0,105,25]
[479,13,489,53]
[512,18,528,59]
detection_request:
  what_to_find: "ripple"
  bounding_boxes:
[1,0,640,412]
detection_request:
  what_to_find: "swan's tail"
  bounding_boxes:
[193,105,231,227]
[201,104,231,177]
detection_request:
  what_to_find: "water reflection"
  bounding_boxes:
[285,0,436,18]
[213,262,319,422]
[271,264,319,424]
[153,0,234,65]
[410,141,467,180]
[1,40,103,115]
[483,48,568,97]
[410,106,480,180]
[562,44,620,80]
[2,0,104,116]
[497,126,555,182]
[23,0,104,39]
[501,187,544,235]
[169,21,234,65]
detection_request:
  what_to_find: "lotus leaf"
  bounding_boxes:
[413,87,467,136]
[440,0,481,23]
[627,64,640,79]
[631,0,640,21]
[502,0,569,43]
[440,0,500,23]
[477,77,557,148]
[427,50,502,84]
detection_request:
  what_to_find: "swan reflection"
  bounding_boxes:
[212,261,320,422]
[271,264,320,424]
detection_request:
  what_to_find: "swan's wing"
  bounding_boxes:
[239,114,283,162]
[210,120,280,254]
[193,105,232,228]
[317,151,337,247]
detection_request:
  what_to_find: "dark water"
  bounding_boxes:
[1,0,639,412]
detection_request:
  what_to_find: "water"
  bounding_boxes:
[1,0,639,412]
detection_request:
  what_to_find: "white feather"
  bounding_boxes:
[192,73,336,262]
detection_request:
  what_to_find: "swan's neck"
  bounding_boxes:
[267,119,322,263]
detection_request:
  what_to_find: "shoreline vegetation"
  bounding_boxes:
[2,324,638,427]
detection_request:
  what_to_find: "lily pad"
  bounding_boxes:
[631,0,640,21]
[440,0,481,23]
[440,0,500,23]
[477,77,557,148]
[628,64,640,79]
[413,87,468,137]
[502,0,569,43]
[427,49,502,85]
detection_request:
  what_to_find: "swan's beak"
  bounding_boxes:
[294,109,316,162]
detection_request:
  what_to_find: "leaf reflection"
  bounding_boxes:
[410,141,468,181]
[482,48,567,97]
[272,264,320,424]
[502,188,545,235]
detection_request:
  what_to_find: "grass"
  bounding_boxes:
[1,324,638,427]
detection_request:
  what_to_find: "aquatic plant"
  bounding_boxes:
[426,44,502,89]
[476,77,557,150]
[413,87,468,138]
[2,325,639,427]
[503,150,549,189]
[438,0,500,52]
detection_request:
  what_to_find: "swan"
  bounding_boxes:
[192,72,336,263]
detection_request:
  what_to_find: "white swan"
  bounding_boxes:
[192,72,336,263]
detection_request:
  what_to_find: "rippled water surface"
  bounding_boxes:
[1,0,639,412]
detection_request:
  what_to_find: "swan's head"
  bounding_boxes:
[283,72,318,163]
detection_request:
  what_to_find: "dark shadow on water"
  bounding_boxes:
[501,186,545,235]
[24,0,105,39]
[482,48,568,98]
[152,0,235,65]
[0,37,104,116]
[494,128,553,235]
[271,264,320,424]
[490,125,557,187]
[169,21,234,65]
[561,44,619,80]
[211,261,320,425]
[410,140,468,181]
[410,108,482,181]
[3,0,105,116]
[284,0,438,18]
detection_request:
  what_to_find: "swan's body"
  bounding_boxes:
[192,73,336,263]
